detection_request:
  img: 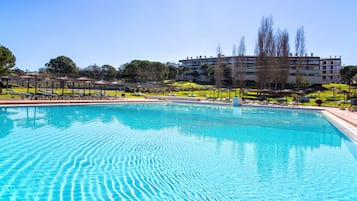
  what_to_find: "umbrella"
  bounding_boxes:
[85,80,92,95]
[20,75,32,93]
[277,89,292,95]
[276,89,293,102]
[66,78,75,94]
[94,80,109,97]
[76,77,93,96]
[56,76,68,96]
[27,72,40,94]
[111,81,120,98]
[43,77,50,91]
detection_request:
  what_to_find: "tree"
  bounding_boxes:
[207,65,215,80]
[222,63,232,84]
[45,56,78,75]
[238,36,246,56]
[122,60,168,81]
[295,26,306,57]
[151,61,168,81]
[11,67,25,76]
[295,26,306,84]
[232,44,237,56]
[168,66,178,80]
[295,75,310,89]
[101,64,117,80]
[256,16,275,89]
[0,45,16,76]
[352,74,357,85]
[274,29,290,89]
[190,70,199,78]
[80,64,101,78]
[200,64,210,77]
[215,44,224,88]
[340,66,357,84]
[179,66,191,76]
[237,36,246,92]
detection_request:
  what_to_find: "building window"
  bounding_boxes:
[330,76,333,79]
[323,76,326,80]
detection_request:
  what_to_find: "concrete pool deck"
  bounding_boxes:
[0,98,356,142]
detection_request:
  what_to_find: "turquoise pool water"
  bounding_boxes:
[0,103,356,200]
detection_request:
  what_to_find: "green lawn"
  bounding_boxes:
[1,83,356,108]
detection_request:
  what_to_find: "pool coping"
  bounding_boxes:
[321,111,357,143]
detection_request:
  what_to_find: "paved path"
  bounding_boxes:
[324,107,357,127]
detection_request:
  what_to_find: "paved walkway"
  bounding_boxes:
[324,107,357,127]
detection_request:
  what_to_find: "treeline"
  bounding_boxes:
[214,16,308,89]
[121,60,178,81]
[37,56,179,81]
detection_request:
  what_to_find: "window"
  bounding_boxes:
[330,76,333,79]
[323,76,326,80]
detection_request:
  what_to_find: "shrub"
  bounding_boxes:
[315,99,323,106]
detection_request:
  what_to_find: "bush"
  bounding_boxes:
[315,99,323,106]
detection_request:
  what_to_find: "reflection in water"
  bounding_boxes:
[2,103,350,153]
[0,108,14,138]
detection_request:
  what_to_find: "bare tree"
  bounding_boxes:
[232,37,246,91]
[232,44,237,56]
[274,29,290,89]
[295,26,306,56]
[256,16,275,89]
[237,36,246,95]
[238,36,246,56]
[215,44,223,89]
[295,26,306,86]
[232,44,238,89]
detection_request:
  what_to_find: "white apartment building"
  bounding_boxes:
[320,57,342,83]
[178,55,341,86]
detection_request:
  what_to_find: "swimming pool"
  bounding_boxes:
[0,103,356,200]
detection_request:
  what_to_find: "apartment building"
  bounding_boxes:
[320,57,342,83]
[178,55,326,85]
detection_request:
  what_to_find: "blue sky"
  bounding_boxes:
[1,0,356,71]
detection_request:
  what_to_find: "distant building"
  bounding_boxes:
[320,57,342,83]
[166,62,179,68]
[178,55,341,86]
